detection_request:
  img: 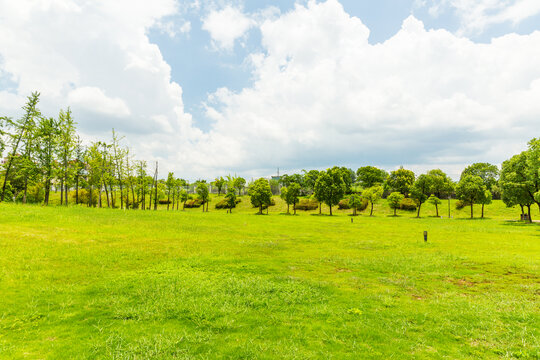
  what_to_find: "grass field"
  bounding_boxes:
[0,197,539,359]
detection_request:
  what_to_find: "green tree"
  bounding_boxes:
[362,185,383,216]
[302,169,320,194]
[225,188,237,213]
[56,108,76,206]
[313,169,346,216]
[234,177,246,197]
[1,92,41,202]
[387,192,404,216]
[356,166,388,188]
[214,176,226,196]
[499,152,534,221]
[348,194,363,216]
[410,174,432,218]
[36,117,59,206]
[179,189,189,210]
[456,175,486,219]
[281,182,301,215]
[248,178,272,214]
[461,163,498,215]
[196,181,210,212]
[386,168,415,196]
[166,172,175,210]
[427,195,442,217]
[427,169,454,199]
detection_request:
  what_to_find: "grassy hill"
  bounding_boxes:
[0,200,538,359]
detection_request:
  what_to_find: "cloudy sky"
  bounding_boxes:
[1,0,539,180]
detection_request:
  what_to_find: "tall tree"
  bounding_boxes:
[73,136,86,205]
[427,169,454,199]
[356,166,388,188]
[214,177,226,196]
[196,181,210,212]
[386,168,415,197]
[313,169,346,216]
[225,188,237,213]
[36,117,59,206]
[281,182,301,215]
[456,175,486,219]
[1,92,41,202]
[461,163,498,216]
[57,108,76,205]
[362,185,383,216]
[410,174,432,218]
[348,194,363,216]
[302,169,320,194]
[499,152,535,222]
[166,172,174,210]
[234,177,246,197]
[248,178,273,215]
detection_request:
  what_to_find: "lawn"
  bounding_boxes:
[0,198,538,359]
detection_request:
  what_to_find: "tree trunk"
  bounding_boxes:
[104,184,110,208]
[75,176,79,204]
[65,182,68,205]
[527,205,532,223]
[435,204,439,217]
[370,202,373,216]
[520,204,524,217]
[23,177,28,204]
[481,204,485,218]
[416,203,421,218]
[329,205,333,216]
[287,203,289,214]
[394,207,397,216]
[470,203,474,219]
[319,203,321,215]
[167,190,170,211]
[60,179,64,205]
[294,202,297,215]
[98,186,102,208]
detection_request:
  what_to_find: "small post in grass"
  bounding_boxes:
[424,231,428,242]
[351,217,353,223]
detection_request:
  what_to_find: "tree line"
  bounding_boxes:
[1,93,539,221]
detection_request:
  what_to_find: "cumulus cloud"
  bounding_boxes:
[201,0,540,178]
[68,87,130,117]
[423,0,540,34]
[202,5,255,50]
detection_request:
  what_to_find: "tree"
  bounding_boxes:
[214,177,226,196]
[36,117,59,206]
[427,169,454,199]
[455,175,486,219]
[196,181,210,212]
[461,163,498,216]
[478,190,492,218]
[248,178,272,214]
[234,177,246,197]
[313,169,346,216]
[348,194,363,216]
[410,174,432,218]
[386,168,415,196]
[281,182,301,214]
[387,192,404,216]
[56,108,76,206]
[362,185,383,216]
[1,92,41,202]
[166,172,174,210]
[356,166,388,188]
[73,136,86,206]
[427,195,442,217]
[179,189,189,210]
[499,153,534,221]
[302,169,320,194]
[225,188,237,213]
[331,166,355,194]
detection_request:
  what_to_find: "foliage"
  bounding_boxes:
[399,198,417,211]
[427,169,454,198]
[387,192,404,216]
[386,168,415,196]
[248,178,273,214]
[313,169,346,215]
[356,166,388,188]
[410,174,432,217]
[295,198,319,211]
[362,185,383,216]
[280,182,301,214]
[456,175,486,218]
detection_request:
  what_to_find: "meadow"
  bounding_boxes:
[0,196,538,359]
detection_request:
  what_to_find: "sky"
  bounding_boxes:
[1,0,540,180]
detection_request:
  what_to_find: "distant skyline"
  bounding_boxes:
[1,0,540,180]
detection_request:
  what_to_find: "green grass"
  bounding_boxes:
[0,198,539,359]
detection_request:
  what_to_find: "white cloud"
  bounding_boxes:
[200,0,540,177]
[67,87,130,118]
[202,5,255,50]
[424,0,540,34]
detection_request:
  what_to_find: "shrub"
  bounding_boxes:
[455,200,470,210]
[15,183,45,204]
[295,198,319,211]
[73,188,99,205]
[215,198,241,209]
[184,199,203,208]
[338,198,368,211]
[399,198,417,211]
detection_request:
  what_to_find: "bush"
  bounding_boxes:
[399,198,417,211]
[455,200,470,210]
[184,199,203,208]
[295,198,319,211]
[215,198,242,209]
[15,183,45,204]
[73,188,99,206]
[339,198,368,211]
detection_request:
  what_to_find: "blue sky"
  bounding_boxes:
[1,0,540,179]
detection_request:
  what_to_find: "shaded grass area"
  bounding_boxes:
[0,203,539,359]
